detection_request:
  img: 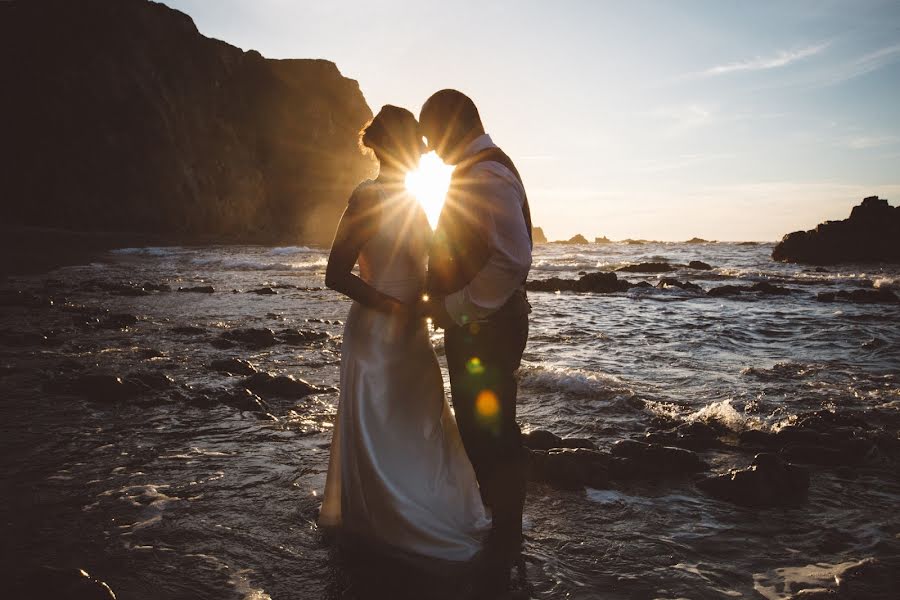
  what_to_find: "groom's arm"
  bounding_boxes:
[444,164,531,325]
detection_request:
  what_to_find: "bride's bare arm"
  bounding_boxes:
[325,186,408,314]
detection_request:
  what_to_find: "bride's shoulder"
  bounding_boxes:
[348,179,381,209]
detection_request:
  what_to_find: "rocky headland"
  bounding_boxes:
[773,196,900,265]
[0,0,374,246]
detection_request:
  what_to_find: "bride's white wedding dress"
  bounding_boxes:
[319,182,490,562]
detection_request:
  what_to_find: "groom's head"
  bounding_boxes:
[419,89,485,165]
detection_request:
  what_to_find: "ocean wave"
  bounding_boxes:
[111,246,181,256]
[190,257,327,271]
[685,399,763,432]
[517,364,632,398]
[531,260,600,272]
[874,276,898,290]
[269,246,317,256]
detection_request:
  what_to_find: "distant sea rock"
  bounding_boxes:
[772,196,900,265]
[0,0,374,245]
[553,234,589,244]
[685,237,712,244]
[532,226,548,244]
[594,236,612,244]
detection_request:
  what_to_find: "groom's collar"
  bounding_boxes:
[458,133,496,162]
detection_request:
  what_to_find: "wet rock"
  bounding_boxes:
[128,371,175,391]
[643,421,724,451]
[14,566,116,600]
[278,328,329,344]
[178,285,215,293]
[696,453,809,507]
[816,289,899,304]
[248,287,278,295]
[707,282,792,297]
[773,196,900,264]
[609,439,708,478]
[616,262,675,273]
[219,388,271,413]
[523,429,597,451]
[240,372,323,398]
[211,358,258,376]
[528,448,610,490]
[835,556,900,599]
[656,278,702,292]
[100,313,139,330]
[688,260,713,270]
[527,272,633,294]
[221,327,277,348]
[143,282,172,292]
[172,325,206,335]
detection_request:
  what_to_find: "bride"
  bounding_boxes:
[318,105,490,562]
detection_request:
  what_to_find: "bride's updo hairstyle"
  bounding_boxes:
[360,105,424,174]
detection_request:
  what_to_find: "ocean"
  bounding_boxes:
[1,241,898,599]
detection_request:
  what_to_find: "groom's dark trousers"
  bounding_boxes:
[444,307,528,552]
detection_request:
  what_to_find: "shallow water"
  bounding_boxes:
[1,241,898,599]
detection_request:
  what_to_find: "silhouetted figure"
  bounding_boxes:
[319,106,491,575]
[419,89,533,597]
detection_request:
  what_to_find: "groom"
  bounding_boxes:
[419,90,532,584]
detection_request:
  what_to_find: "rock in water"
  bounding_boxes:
[772,196,900,264]
[697,453,809,507]
[531,226,548,244]
[240,372,323,398]
[0,0,374,244]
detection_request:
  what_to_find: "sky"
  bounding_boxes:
[163,0,900,241]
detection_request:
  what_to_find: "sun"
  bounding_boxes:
[405,152,453,228]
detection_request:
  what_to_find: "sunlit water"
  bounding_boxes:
[1,242,898,599]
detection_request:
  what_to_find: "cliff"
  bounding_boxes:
[0,0,375,245]
[772,196,900,265]
[532,227,548,244]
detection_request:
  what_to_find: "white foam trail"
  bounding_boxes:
[190,257,327,271]
[269,246,316,255]
[686,399,763,432]
[111,246,180,256]
[518,364,630,397]
[874,276,898,290]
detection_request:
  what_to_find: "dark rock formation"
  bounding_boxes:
[221,327,278,348]
[684,237,712,244]
[555,234,589,244]
[609,440,708,478]
[687,260,713,270]
[594,236,612,244]
[772,196,900,264]
[178,286,215,294]
[277,328,329,344]
[240,372,324,398]
[522,429,597,451]
[707,282,792,297]
[531,226,548,244]
[642,421,725,451]
[0,0,374,245]
[210,357,258,376]
[527,272,633,293]
[816,289,899,304]
[697,453,809,507]
[657,278,702,292]
[529,448,610,490]
[617,262,675,273]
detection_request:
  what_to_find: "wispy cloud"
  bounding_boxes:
[846,134,900,150]
[821,43,900,86]
[696,42,830,78]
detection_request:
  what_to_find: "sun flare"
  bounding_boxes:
[405,152,453,228]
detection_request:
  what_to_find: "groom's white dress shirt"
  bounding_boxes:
[444,134,532,326]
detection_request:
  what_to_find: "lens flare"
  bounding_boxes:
[405,151,453,228]
[466,357,485,375]
[475,389,500,419]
